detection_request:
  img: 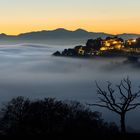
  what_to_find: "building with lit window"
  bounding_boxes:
[100,37,124,51]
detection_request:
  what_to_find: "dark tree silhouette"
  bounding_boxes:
[53,51,61,56]
[0,97,118,136]
[86,38,102,51]
[90,78,140,134]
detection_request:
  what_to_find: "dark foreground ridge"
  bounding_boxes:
[0,97,118,137]
[0,97,139,139]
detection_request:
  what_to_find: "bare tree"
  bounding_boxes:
[89,78,140,133]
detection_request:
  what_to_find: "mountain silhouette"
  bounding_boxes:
[0,29,139,44]
[117,33,140,40]
[16,28,112,40]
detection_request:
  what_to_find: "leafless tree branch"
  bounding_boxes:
[91,78,140,133]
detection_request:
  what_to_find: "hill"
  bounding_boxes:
[0,29,139,45]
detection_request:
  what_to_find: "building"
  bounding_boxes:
[123,39,140,53]
[100,37,124,51]
[126,39,136,46]
[78,47,85,55]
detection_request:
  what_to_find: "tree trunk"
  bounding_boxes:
[120,113,126,134]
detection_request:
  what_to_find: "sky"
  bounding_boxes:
[0,0,140,35]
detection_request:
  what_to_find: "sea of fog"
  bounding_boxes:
[0,43,140,131]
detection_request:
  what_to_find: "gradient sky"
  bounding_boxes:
[0,0,140,35]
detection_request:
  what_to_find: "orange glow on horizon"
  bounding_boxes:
[0,17,140,35]
[1,24,140,36]
[0,0,140,35]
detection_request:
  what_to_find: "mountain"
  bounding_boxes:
[0,33,9,39]
[16,28,112,40]
[0,29,139,45]
[118,33,140,40]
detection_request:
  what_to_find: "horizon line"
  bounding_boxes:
[0,28,140,36]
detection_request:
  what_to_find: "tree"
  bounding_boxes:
[86,38,102,51]
[0,97,118,136]
[89,78,140,134]
[53,51,61,56]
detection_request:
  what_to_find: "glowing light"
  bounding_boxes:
[105,42,111,47]
[112,41,118,44]
[132,39,136,43]
[100,47,107,51]
[78,47,85,55]
[115,45,122,49]
[126,39,137,46]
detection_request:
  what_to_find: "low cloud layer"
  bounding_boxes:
[0,43,139,130]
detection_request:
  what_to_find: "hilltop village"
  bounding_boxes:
[53,36,140,57]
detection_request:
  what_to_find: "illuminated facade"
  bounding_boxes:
[126,39,136,46]
[78,47,85,55]
[123,39,140,53]
[100,38,124,51]
[77,37,140,56]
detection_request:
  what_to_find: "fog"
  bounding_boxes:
[0,43,140,131]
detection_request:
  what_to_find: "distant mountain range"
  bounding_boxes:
[0,28,139,44]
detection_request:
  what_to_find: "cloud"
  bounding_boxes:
[0,43,140,130]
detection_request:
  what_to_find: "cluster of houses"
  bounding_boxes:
[53,36,140,57]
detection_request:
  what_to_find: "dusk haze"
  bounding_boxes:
[0,0,140,35]
[0,0,140,138]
